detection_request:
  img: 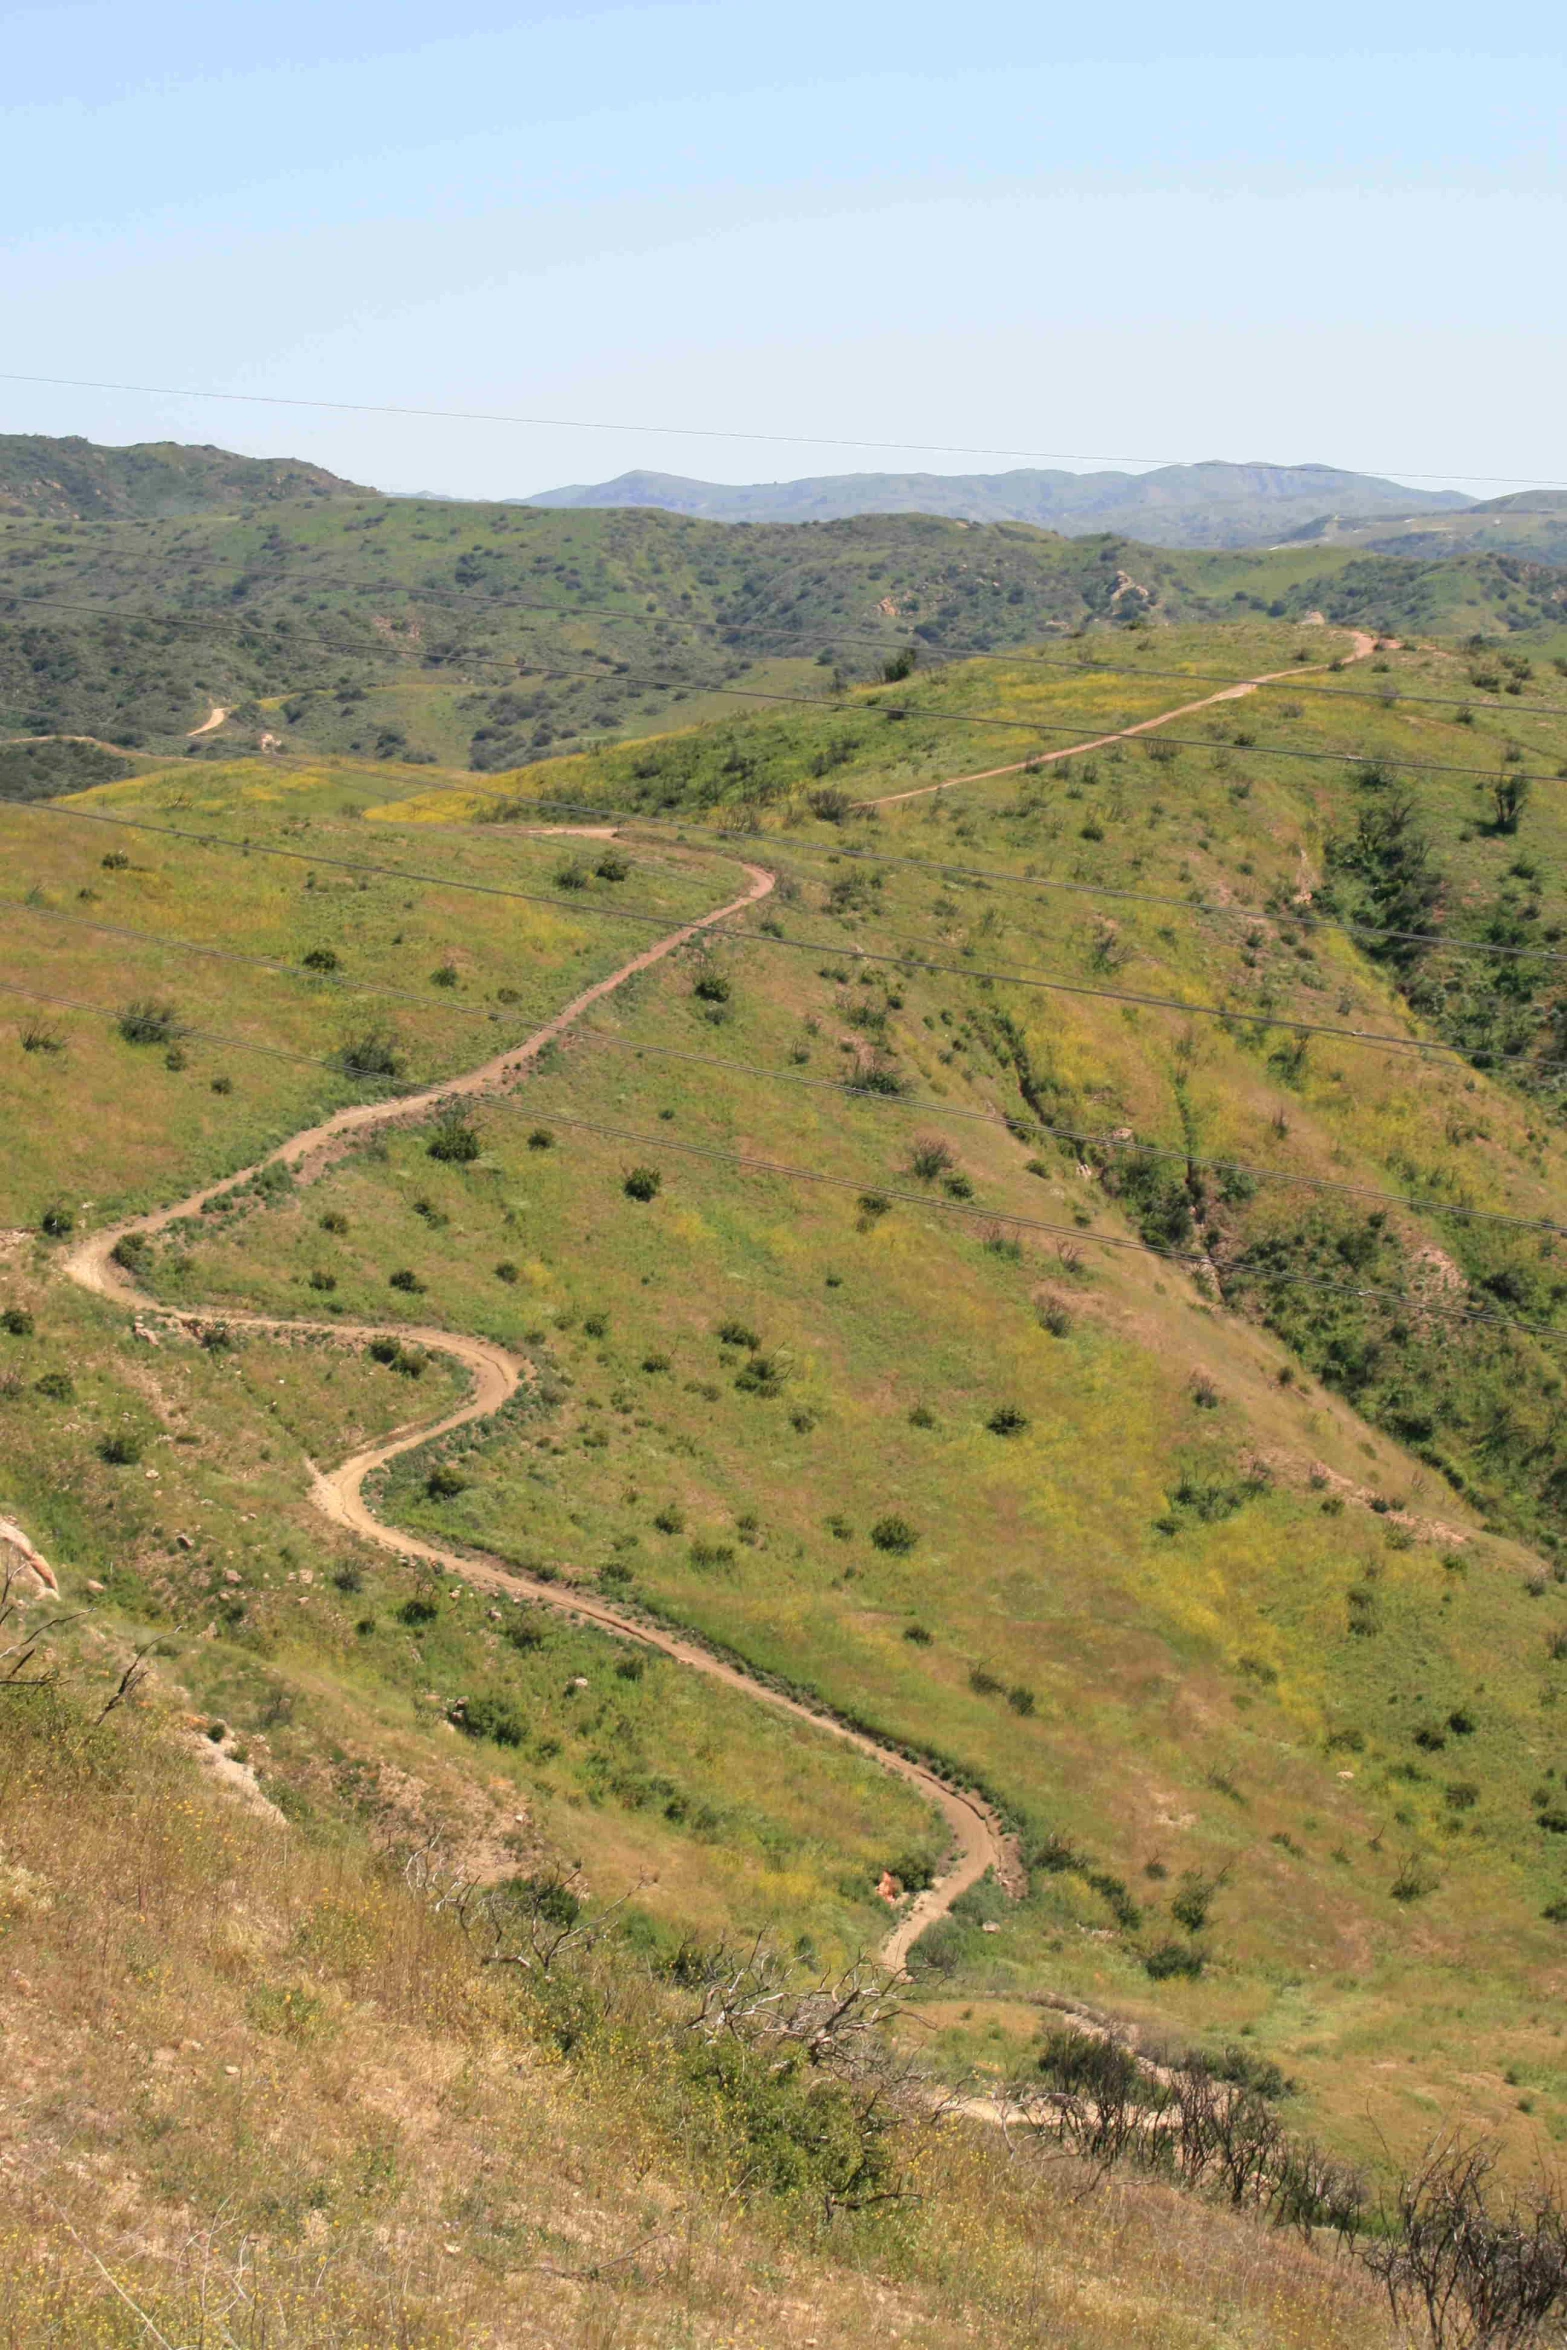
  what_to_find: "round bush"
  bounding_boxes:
[870,1514,918,1554]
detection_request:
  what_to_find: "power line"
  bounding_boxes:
[4,968,1562,1348]
[7,793,1567,1080]
[0,369,1559,490]
[9,887,1561,1238]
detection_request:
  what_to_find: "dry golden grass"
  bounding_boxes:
[0,1685,1401,2349]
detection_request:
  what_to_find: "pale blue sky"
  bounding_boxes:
[1,1,1561,498]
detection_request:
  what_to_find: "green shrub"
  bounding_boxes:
[398,1597,438,1626]
[1086,1871,1141,1930]
[98,1431,143,1466]
[907,1916,965,1977]
[495,1261,520,1284]
[903,1622,933,1645]
[301,947,340,972]
[425,1463,467,1499]
[987,1405,1029,1437]
[430,963,460,988]
[692,971,731,1003]
[527,1127,554,1149]
[1171,1872,1216,1933]
[320,1211,349,1234]
[1007,1684,1036,1716]
[623,1166,662,1201]
[117,998,182,1046]
[336,1030,404,1080]
[2,1308,33,1337]
[1037,2027,1146,2103]
[806,786,853,823]
[907,1136,954,1181]
[554,860,589,891]
[595,850,630,881]
[308,1269,336,1292]
[451,1694,524,1746]
[870,1514,917,1553]
[717,1318,760,1349]
[1144,1939,1205,1980]
[427,1114,482,1163]
[39,1205,74,1238]
[388,1269,424,1293]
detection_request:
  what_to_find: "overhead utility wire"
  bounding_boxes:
[7,892,1560,1240]
[8,794,1567,1078]
[15,584,1561,726]
[6,965,1558,1345]
[0,369,1557,489]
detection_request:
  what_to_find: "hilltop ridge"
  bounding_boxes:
[0,432,368,520]
[523,457,1472,546]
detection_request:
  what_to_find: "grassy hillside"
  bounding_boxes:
[14,613,1567,2334]
[1285,491,1567,570]
[0,1680,1396,2349]
[3,489,1564,774]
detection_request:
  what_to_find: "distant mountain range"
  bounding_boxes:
[0,434,367,521]
[4,434,1562,565]
[522,460,1473,549]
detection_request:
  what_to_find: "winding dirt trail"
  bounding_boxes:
[60,842,1007,1970]
[860,629,1379,808]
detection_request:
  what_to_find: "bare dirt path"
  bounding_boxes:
[187,704,231,738]
[60,838,1006,1970]
[860,629,1379,809]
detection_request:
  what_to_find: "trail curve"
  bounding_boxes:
[60,839,1007,1970]
[859,629,1379,808]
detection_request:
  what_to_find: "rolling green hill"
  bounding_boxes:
[0,432,366,521]
[12,609,1567,2339]
[2,485,1564,784]
[1283,490,1567,569]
